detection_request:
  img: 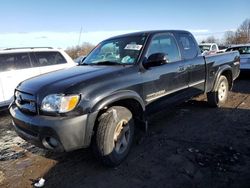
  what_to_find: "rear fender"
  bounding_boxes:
[212,65,232,91]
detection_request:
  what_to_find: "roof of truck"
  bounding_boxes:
[105,30,191,40]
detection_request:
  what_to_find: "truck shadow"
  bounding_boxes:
[41,102,250,188]
[0,109,10,117]
[233,73,250,94]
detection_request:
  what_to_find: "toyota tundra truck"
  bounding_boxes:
[9,30,240,166]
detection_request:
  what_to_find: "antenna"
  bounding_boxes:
[78,26,83,46]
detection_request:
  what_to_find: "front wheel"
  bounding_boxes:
[93,106,134,166]
[207,75,229,107]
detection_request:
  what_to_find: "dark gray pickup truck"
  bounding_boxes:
[10,30,240,166]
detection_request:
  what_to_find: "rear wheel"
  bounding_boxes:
[207,75,229,107]
[93,106,134,166]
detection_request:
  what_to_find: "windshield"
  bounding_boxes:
[199,45,211,53]
[82,36,146,65]
[226,46,250,54]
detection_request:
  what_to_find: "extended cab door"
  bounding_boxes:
[175,33,206,94]
[142,33,189,104]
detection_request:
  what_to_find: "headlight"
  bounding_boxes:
[41,94,80,113]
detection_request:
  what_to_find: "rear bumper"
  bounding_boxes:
[10,106,98,152]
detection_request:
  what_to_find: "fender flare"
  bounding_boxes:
[91,90,145,112]
[212,65,232,91]
[83,90,145,146]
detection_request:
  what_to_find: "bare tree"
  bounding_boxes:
[236,18,250,43]
[224,31,236,45]
[224,18,250,45]
[201,36,219,43]
[207,36,216,43]
[66,42,95,59]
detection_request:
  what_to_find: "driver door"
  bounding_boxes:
[141,33,189,106]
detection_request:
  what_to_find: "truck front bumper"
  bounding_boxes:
[9,106,98,152]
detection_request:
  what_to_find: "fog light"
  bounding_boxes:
[42,137,59,149]
[49,137,59,147]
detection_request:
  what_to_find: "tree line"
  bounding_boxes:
[201,18,250,45]
[66,42,95,59]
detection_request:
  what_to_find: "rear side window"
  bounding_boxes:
[0,53,31,72]
[33,52,67,67]
[147,33,181,63]
[176,33,198,59]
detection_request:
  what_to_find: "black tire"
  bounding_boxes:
[207,75,229,107]
[93,106,134,166]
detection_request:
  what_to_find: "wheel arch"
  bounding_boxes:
[213,65,233,91]
[86,91,145,146]
[91,90,145,113]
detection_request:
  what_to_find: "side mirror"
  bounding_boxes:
[144,53,169,69]
[76,56,86,65]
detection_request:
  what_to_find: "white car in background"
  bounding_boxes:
[199,43,219,55]
[0,47,75,108]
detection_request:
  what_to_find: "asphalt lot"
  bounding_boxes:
[0,76,250,188]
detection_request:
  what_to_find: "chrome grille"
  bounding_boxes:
[15,90,37,114]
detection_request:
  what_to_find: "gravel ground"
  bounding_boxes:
[0,77,250,188]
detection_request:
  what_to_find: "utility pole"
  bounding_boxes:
[78,26,82,46]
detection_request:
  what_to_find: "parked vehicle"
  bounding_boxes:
[0,47,75,108]
[226,44,250,71]
[10,30,240,166]
[218,45,229,53]
[199,43,219,55]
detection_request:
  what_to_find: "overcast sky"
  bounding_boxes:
[0,0,249,49]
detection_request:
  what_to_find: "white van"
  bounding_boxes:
[0,47,76,108]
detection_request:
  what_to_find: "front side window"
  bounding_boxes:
[146,34,181,63]
[83,36,146,65]
[33,52,67,67]
[0,53,31,72]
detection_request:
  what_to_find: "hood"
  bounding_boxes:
[17,65,127,94]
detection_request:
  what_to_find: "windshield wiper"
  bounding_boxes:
[94,61,120,65]
[79,61,121,66]
[78,62,88,66]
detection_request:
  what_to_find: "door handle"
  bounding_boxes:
[178,65,185,72]
[187,64,195,69]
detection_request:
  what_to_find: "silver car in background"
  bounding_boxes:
[226,44,250,71]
